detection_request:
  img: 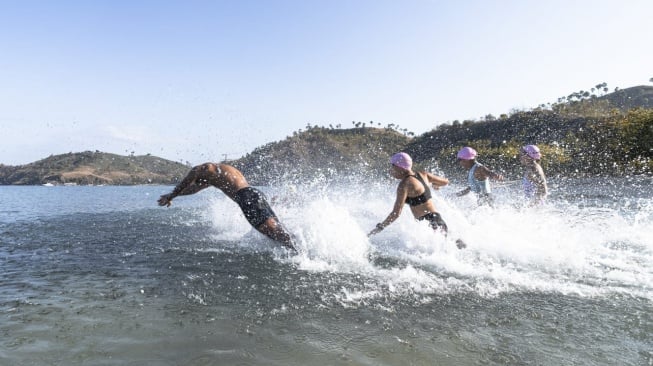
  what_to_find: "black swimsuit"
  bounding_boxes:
[233,187,277,228]
[404,173,432,206]
[404,173,448,234]
[418,212,448,233]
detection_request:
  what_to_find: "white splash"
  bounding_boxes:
[205,179,653,301]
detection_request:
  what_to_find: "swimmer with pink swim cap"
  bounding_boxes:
[456,146,504,207]
[456,146,478,160]
[519,144,548,206]
[389,152,413,170]
[369,152,466,249]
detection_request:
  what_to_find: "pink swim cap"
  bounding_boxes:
[457,147,477,160]
[522,145,542,160]
[390,152,412,170]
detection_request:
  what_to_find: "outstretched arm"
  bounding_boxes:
[158,165,210,206]
[477,165,504,181]
[424,172,449,190]
[368,184,407,236]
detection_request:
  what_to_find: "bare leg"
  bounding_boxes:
[256,217,296,251]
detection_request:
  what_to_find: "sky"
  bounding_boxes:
[1,0,652,166]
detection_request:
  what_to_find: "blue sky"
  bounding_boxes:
[1,0,652,165]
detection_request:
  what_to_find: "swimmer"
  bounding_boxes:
[456,147,503,207]
[158,163,295,250]
[368,152,465,249]
[520,145,548,206]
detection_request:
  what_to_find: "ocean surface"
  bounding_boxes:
[1,176,652,365]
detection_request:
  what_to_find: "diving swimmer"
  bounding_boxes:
[158,163,295,250]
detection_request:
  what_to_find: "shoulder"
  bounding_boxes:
[534,164,547,180]
[215,163,237,174]
[196,162,215,170]
[196,163,226,177]
[397,175,414,189]
[474,163,489,174]
[527,165,545,180]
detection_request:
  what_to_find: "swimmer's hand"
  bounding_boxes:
[158,194,174,207]
[368,223,384,237]
[367,229,379,237]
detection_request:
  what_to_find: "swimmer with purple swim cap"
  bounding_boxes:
[369,152,466,249]
[519,144,548,206]
[456,146,504,207]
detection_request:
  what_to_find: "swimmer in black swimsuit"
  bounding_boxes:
[233,186,277,228]
[158,163,295,250]
[368,152,466,249]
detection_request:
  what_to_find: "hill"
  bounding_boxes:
[404,109,592,178]
[232,126,411,185]
[0,151,190,185]
[599,85,653,110]
[405,86,653,178]
[232,85,652,181]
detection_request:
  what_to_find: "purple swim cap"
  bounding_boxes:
[457,147,477,160]
[522,145,542,160]
[390,152,412,170]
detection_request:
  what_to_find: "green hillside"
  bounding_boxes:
[405,86,653,179]
[232,126,411,185]
[231,86,652,182]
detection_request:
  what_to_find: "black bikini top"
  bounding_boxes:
[404,173,432,206]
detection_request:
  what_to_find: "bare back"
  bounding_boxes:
[202,163,250,199]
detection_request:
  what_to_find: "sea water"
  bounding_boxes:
[0,177,651,365]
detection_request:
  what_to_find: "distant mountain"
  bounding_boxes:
[0,151,190,185]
